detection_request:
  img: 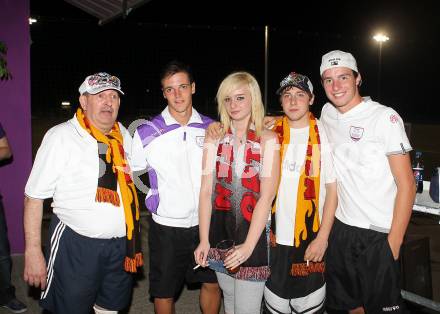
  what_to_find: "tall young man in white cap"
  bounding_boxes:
[131,61,221,314]
[319,50,416,313]
[24,72,142,314]
[264,72,337,314]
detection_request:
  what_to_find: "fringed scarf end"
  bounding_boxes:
[124,253,144,273]
[96,187,120,206]
[290,261,325,277]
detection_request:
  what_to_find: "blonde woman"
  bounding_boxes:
[194,72,280,314]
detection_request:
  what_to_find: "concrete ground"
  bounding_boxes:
[2,214,208,314]
[3,212,440,314]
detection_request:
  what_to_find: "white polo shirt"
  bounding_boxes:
[275,121,336,246]
[320,98,412,231]
[131,107,212,228]
[25,116,132,239]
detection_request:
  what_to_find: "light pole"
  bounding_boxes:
[264,25,269,111]
[373,33,389,100]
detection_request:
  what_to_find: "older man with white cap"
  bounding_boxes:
[23,72,142,314]
[319,50,416,314]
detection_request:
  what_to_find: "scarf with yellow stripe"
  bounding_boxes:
[76,108,143,273]
[270,113,323,276]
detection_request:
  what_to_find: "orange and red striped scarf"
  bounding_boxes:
[270,113,323,276]
[76,108,143,273]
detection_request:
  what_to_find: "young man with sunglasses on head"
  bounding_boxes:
[264,72,337,314]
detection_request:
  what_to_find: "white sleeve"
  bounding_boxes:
[130,129,148,172]
[319,124,336,184]
[376,108,412,155]
[25,127,69,199]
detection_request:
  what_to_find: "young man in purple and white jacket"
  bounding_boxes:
[131,61,220,314]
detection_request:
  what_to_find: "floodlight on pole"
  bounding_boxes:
[373,34,389,43]
[373,33,389,100]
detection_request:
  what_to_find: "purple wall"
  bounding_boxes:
[0,0,31,253]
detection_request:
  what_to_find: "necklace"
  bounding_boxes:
[236,134,246,145]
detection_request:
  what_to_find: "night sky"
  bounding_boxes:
[29,0,440,124]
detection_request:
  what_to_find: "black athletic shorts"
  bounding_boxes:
[325,219,404,313]
[148,217,217,298]
[40,215,133,314]
[265,243,326,314]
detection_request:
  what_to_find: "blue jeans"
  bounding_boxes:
[0,196,15,304]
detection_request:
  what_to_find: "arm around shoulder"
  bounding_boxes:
[205,121,223,141]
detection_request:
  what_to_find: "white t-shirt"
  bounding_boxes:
[275,121,336,246]
[25,116,132,239]
[320,98,412,231]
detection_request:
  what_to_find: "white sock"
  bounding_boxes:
[93,305,117,314]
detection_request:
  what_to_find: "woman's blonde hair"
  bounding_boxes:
[216,71,265,137]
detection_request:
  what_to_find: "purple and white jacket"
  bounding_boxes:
[131,107,213,228]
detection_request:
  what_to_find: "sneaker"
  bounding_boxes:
[1,298,27,313]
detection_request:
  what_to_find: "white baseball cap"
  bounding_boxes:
[320,50,358,76]
[79,72,124,95]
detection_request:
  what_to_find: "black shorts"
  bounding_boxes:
[40,215,133,314]
[265,244,326,314]
[148,218,217,298]
[266,243,325,299]
[325,219,404,313]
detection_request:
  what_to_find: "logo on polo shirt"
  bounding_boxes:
[349,126,364,141]
[196,136,205,148]
[390,114,399,124]
[382,305,400,311]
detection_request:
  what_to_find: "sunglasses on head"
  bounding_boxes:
[88,73,120,88]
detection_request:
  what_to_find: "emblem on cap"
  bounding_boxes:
[276,72,313,95]
[79,72,124,95]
